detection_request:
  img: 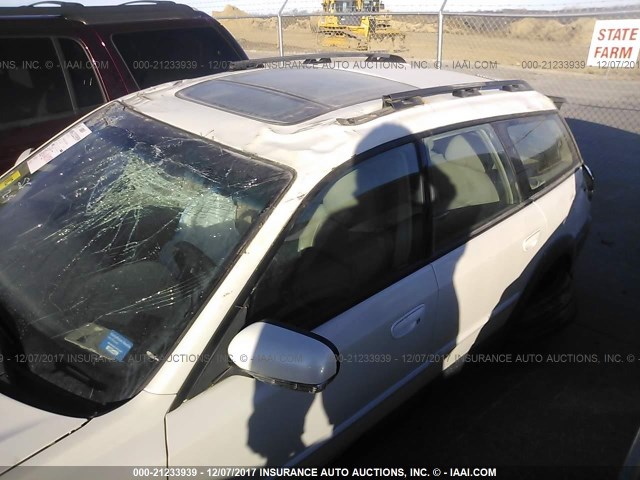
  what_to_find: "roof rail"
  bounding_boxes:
[229,52,406,71]
[119,1,177,5]
[337,79,534,126]
[24,0,177,6]
[3,1,195,24]
[383,80,533,110]
[26,1,83,6]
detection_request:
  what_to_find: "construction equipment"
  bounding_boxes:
[317,0,405,51]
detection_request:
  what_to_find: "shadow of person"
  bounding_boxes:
[244,122,465,466]
[317,126,463,433]
[247,383,315,465]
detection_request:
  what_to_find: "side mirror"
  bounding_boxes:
[15,148,33,166]
[228,322,339,393]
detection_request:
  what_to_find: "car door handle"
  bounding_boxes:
[391,305,425,339]
[522,230,541,252]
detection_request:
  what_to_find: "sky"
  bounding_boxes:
[2,0,639,15]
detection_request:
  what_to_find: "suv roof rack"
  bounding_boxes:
[229,52,406,71]
[0,1,201,24]
[338,79,533,126]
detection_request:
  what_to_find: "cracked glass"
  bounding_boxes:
[0,103,292,413]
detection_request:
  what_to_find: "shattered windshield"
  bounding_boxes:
[0,103,292,414]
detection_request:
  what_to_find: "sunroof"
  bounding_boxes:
[177,68,415,125]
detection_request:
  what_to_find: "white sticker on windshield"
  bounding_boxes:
[27,122,92,174]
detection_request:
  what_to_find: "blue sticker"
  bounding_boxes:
[99,330,133,362]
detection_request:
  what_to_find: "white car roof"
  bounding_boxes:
[122,62,557,177]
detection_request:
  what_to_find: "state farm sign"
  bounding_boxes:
[587,19,640,66]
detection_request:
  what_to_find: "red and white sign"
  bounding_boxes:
[587,19,640,66]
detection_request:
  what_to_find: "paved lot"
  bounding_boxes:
[333,119,640,478]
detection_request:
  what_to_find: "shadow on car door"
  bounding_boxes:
[164,122,536,468]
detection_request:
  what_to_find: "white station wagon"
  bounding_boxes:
[0,54,593,476]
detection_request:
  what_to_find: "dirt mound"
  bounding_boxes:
[215,5,278,42]
[509,17,595,43]
[285,17,311,31]
[213,5,249,17]
[567,17,598,42]
[391,19,438,34]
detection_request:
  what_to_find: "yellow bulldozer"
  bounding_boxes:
[316,0,405,51]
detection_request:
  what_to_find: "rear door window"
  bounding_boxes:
[247,143,425,331]
[497,114,580,195]
[0,37,72,128]
[112,27,240,89]
[423,124,519,251]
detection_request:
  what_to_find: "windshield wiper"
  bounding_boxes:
[53,359,108,392]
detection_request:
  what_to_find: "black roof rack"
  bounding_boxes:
[0,1,202,24]
[229,52,406,71]
[337,79,534,126]
[383,80,532,109]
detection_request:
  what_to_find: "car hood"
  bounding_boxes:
[0,395,87,473]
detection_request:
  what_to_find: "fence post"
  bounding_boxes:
[436,0,448,69]
[277,0,290,57]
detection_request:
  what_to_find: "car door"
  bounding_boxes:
[421,122,548,364]
[165,142,441,468]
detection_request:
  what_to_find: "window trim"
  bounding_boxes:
[55,36,107,109]
[52,37,78,112]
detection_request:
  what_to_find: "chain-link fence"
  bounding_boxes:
[213,4,640,134]
[439,12,640,133]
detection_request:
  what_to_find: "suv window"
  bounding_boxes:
[423,124,517,251]
[498,114,579,194]
[0,37,72,128]
[247,143,424,330]
[112,27,240,89]
[58,38,103,109]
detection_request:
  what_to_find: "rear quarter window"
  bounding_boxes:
[112,27,240,89]
[498,114,580,195]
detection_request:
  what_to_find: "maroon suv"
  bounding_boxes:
[0,1,248,173]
